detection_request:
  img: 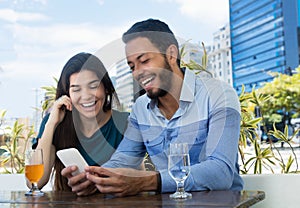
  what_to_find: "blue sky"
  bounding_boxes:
[0,0,229,119]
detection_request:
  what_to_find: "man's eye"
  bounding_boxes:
[141,59,149,64]
[129,65,135,71]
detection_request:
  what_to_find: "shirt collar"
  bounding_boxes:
[179,68,195,103]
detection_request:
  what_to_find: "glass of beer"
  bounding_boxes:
[25,149,44,196]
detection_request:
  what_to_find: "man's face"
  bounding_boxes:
[125,37,173,99]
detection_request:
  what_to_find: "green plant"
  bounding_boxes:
[180,41,300,174]
[0,110,35,174]
[236,82,299,174]
[41,77,58,113]
[180,41,212,76]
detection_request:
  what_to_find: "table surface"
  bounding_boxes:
[0,190,265,208]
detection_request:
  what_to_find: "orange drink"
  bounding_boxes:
[24,149,44,196]
[25,164,44,183]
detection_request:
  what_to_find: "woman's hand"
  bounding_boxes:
[61,166,98,196]
[48,95,72,127]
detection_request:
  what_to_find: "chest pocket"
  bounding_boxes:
[142,126,166,157]
[177,121,208,164]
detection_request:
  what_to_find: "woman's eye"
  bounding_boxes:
[71,88,80,92]
[90,85,98,89]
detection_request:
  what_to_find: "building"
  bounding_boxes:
[112,59,134,112]
[112,59,144,112]
[208,24,233,86]
[230,0,299,93]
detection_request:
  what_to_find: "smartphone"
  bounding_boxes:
[56,148,88,176]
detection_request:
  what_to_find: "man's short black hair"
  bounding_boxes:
[123,18,174,36]
[122,18,180,66]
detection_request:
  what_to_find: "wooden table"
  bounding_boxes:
[0,190,265,208]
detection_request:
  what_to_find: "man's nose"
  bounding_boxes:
[132,68,142,80]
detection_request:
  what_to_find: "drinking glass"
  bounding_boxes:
[25,149,45,196]
[168,143,192,199]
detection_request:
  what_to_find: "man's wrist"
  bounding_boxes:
[156,171,162,193]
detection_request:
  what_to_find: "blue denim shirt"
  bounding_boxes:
[103,69,243,192]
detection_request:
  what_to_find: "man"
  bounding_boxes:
[62,18,243,197]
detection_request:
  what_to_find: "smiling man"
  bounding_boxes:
[83,18,243,197]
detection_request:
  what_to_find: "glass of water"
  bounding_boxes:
[168,143,192,199]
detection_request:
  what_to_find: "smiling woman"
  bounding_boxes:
[32,52,129,194]
[69,71,106,122]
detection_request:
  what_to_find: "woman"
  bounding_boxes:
[32,52,129,193]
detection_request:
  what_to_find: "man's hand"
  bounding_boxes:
[61,166,97,196]
[85,166,158,197]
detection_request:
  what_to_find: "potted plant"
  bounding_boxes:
[238,70,300,208]
[0,109,36,190]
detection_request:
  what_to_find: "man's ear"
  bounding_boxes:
[166,44,179,65]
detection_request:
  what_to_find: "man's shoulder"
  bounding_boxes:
[196,75,236,94]
[129,94,152,119]
[194,75,240,111]
[133,94,151,107]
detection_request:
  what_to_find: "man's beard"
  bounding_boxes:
[146,60,172,99]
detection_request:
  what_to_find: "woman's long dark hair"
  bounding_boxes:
[52,52,118,190]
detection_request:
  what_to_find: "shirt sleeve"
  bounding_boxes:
[102,113,146,169]
[32,113,50,149]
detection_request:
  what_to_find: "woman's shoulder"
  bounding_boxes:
[111,109,129,123]
[112,110,130,119]
[110,110,129,134]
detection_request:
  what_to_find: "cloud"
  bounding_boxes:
[176,0,229,24]
[7,23,127,71]
[0,18,128,118]
[153,0,229,43]
[0,9,50,23]
[12,0,48,5]
[96,0,105,6]
[2,21,128,82]
[154,0,229,23]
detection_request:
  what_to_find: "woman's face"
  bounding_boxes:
[69,70,106,119]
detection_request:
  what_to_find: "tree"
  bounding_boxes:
[257,68,300,134]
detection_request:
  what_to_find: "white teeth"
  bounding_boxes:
[82,102,95,107]
[142,77,154,86]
